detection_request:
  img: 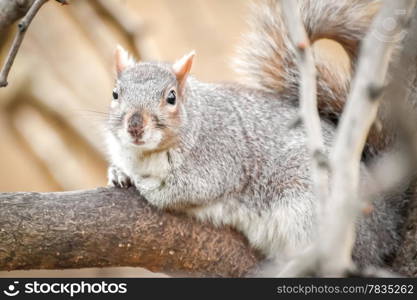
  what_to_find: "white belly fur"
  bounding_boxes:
[107,133,170,181]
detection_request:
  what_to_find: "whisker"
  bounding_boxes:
[76,109,122,117]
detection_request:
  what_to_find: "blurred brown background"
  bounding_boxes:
[0,0,248,194]
[0,0,347,277]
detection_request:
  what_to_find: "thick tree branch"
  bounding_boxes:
[1,187,417,277]
[0,187,261,277]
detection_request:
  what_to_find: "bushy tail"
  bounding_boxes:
[234,0,379,121]
[235,0,417,270]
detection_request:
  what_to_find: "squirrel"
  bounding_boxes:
[105,0,411,271]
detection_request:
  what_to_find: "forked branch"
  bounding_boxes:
[0,0,67,87]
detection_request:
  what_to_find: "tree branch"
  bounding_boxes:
[319,0,416,276]
[0,0,35,30]
[279,0,417,277]
[280,0,328,235]
[0,187,261,277]
[0,0,49,87]
[276,0,330,277]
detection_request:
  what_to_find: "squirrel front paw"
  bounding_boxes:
[108,166,131,188]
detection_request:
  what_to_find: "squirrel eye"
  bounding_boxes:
[166,90,176,105]
[112,90,118,100]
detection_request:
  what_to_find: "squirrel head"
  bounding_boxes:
[108,45,195,153]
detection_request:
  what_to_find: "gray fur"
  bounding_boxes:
[106,0,407,270]
[107,64,333,261]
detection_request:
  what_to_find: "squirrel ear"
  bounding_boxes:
[172,50,195,92]
[115,45,135,75]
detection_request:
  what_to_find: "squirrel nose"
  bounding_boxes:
[127,112,144,139]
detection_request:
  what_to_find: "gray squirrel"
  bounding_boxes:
[105,0,411,270]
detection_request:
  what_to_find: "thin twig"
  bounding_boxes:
[0,0,49,88]
[319,0,416,276]
[0,0,35,30]
[278,0,329,276]
[280,0,328,224]
[279,0,416,277]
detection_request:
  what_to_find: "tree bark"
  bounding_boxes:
[0,0,35,30]
[0,187,261,277]
[0,186,417,277]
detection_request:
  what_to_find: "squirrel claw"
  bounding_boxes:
[108,166,131,188]
[120,177,132,188]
